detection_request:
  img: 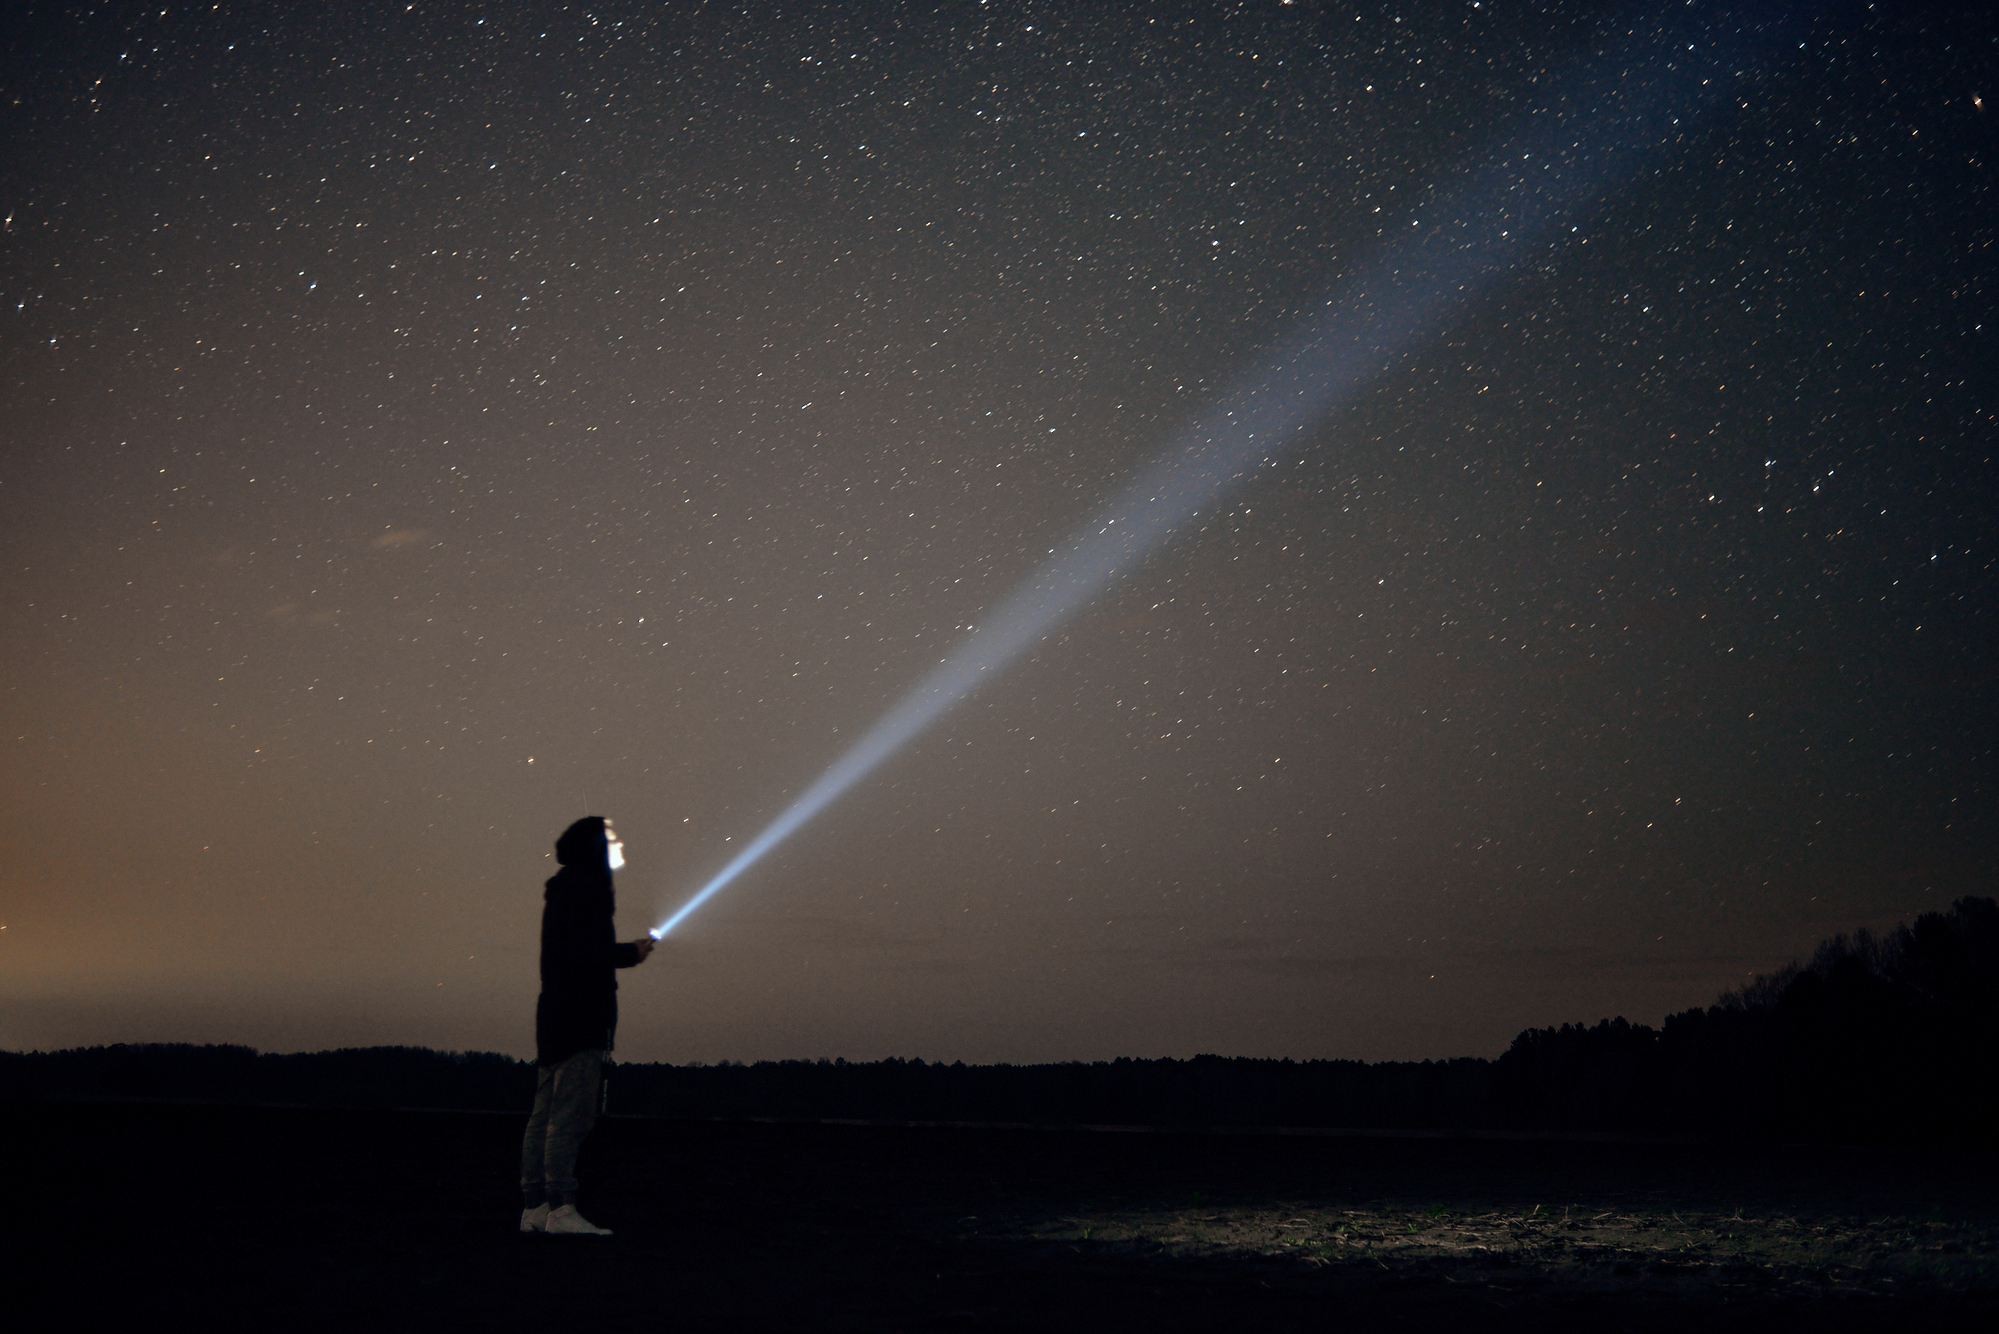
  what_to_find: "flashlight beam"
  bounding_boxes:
[654,4,1831,938]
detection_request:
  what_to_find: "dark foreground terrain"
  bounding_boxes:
[10,1099,1996,1331]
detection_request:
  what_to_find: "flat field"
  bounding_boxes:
[11,1099,1995,1330]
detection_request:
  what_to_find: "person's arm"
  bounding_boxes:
[613,938,653,967]
[546,878,643,976]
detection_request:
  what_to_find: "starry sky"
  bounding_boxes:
[3,1,1993,1066]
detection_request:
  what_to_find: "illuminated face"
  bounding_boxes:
[605,821,626,872]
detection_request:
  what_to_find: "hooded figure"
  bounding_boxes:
[535,816,643,1067]
[520,815,654,1236]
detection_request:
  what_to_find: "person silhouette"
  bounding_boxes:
[518,815,655,1235]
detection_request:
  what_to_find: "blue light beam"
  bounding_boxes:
[653,4,1828,939]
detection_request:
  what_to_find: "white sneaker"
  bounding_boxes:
[520,1203,550,1233]
[545,1204,612,1236]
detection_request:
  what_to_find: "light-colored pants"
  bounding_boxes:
[520,1048,604,1204]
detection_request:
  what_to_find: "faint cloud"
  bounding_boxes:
[370,528,432,550]
[266,602,337,626]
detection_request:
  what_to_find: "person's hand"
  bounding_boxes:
[633,937,656,962]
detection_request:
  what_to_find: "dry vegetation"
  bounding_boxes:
[975,1196,1998,1304]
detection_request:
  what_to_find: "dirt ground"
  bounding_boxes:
[11,1099,1995,1331]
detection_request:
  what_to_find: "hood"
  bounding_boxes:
[554,816,609,873]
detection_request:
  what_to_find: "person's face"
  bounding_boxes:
[604,821,626,872]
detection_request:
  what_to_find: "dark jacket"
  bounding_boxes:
[535,817,642,1067]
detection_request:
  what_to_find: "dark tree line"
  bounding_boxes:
[1495,896,1998,1142]
[0,1044,533,1112]
[0,1044,1491,1131]
[4,897,1990,1143]
[603,1053,1493,1130]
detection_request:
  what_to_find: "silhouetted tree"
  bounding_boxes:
[1495,1017,1664,1130]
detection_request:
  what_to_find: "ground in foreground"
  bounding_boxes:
[12,1100,1995,1331]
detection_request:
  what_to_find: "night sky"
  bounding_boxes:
[3,1,1993,1066]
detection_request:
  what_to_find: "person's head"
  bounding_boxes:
[554,816,623,874]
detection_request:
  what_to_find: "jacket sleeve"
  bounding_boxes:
[543,879,631,978]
